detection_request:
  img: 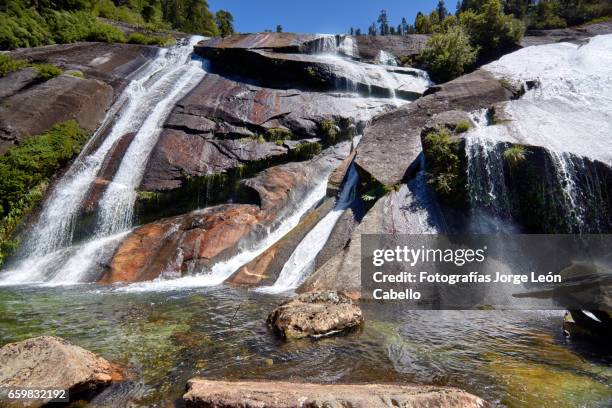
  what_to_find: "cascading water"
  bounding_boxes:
[338,36,357,58]
[376,50,398,66]
[0,36,208,284]
[257,164,360,294]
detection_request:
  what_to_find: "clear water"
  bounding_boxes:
[0,286,609,408]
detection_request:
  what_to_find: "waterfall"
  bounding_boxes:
[95,42,207,235]
[338,36,357,58]
[0,36,208,284]
[376,50,398,66]
[257,164,360,294]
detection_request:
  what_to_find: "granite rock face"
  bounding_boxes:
[355,69,516,187]
[0,336,120,407]
[183,379,488,408]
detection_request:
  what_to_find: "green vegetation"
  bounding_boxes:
[0,53,28,76]
[455,120,471,133]
[0,121,90,266]
[417,25,478,83]
[69,70,84,78]
[127,32,175,46]
[422,127,467,206]
[266,127,292,142]
[503,144,527,167]
[0,1,235,50]
[33,63,63,80]
[1,54,65,82]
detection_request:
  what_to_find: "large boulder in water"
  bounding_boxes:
[267,291,363,339]
[183,379,488,408]
[354,34,430,62]
[0,336,120,407]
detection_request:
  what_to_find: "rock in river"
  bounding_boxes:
[183,379,488,408]
[0,336,120,407]
[267,291,363,339]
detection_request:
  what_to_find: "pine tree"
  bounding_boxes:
[276,24,283,33]
[437,0,449,20]
[377,9,390,35]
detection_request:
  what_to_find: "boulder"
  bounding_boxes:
[183,379,487,408]
[267,291,363,339]
[98,204,264,283]
[355,69,516,187]
[0,74,113,154]
[0,336,120,407]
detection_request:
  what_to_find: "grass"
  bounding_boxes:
[503,144,527,167]
[33,63,63,81]
[455,120,471,133]
[127,32,175,47]
[0,120,90,266]
[0,53,28,77]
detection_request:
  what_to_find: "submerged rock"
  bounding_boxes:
[0,336,120,407]
[267,291,363,339]
[183,379,487,408]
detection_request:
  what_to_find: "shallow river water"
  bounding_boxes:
[0,285,610,407]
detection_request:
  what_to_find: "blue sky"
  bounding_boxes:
[208,1,444,34]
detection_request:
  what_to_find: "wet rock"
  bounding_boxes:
[267,291,363,339]
[104,146,350,283]
[0,74,113,154]
[99,204,264,283]
[195,36,429,98]
[183,379,487,408]
[0,336,120,407]
[226,198,334,287]
[355,69,514,187]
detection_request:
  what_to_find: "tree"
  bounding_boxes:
[368,22,377,35]
[437,0,449,20]
[355,28,362,35]
[377,9,390,35]
[415,12,433,33]
[276,24,282,33]
[417,25,478,82]
[397,23,403,35]
[349,27,354,35]
[459,0,524,56]
[390,26,396,35]
[215,10,234,37]
[401,17,409,34]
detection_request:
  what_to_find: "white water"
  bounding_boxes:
[0,232,128,285]
[96,38,208,235]
[376,50,398,66]
[338,36,357,58]
[1,37,207,284]
[257,164,359,294]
